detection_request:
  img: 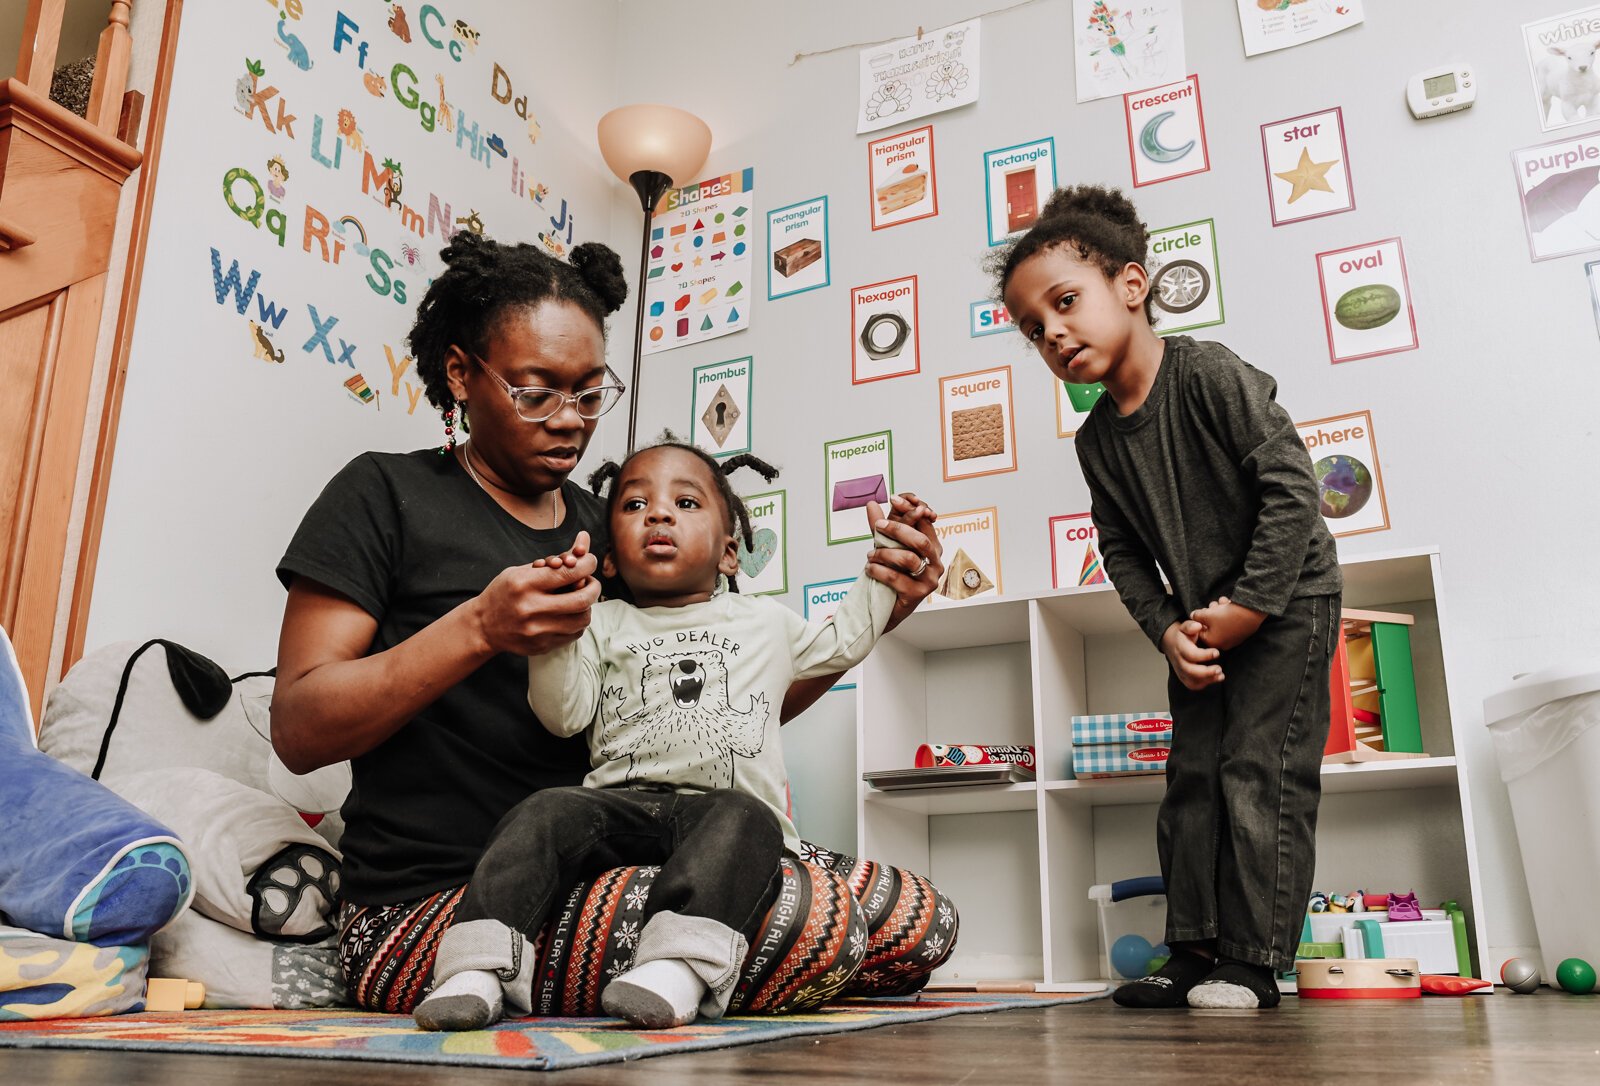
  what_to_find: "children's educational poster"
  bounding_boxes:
[1512,131,1600,261]
[984,138,1057,246]
[642,169,754,355]
[1148,219,1224,335]
[1072,0,1187,103]
[803,577,861,690]
[823,430,894,545]
[767,196,829,299]
[689,356,753,458]
[1587,259,1600,337]
[867,126,938,230]
[1523,6,1600,131]
[969,299,1013,337]
[928,508,1002,608]
[857,18,980,134]
[1297,411,1389,538]
[1056,380,1106,438]
[1315,238,1417,363]
[1123,76,1209,187]
[1049,512,1108,589]
[1261,108,1355,226]
[939,366,1018,482]
[1236,0,1364,57]
[738,489,787,597]
[850,276,920,383]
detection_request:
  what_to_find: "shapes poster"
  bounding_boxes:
[857,18,980,134]
[1297,410,1389,538]
[939,366,1018,482]
[985,138,1057,246]
[1056,379,1106,438]
[738,489,787,596]
[1123,76,1209,187]
[1512,131,1600,261]
[867,126,938,230]
[850,276,920,383]
[969,299,1013,338]
[689,356,753,458]
[804,577,860,690]
[1148,218,1224,335]
[1236,0,1364,57]
[1315,238,1417,363]
[1523,6,1600,130]
[823,430,894,545]
[1073,0,1187,103]
[642,169,754,355]
[767,196,829,299]
[1261,108,1354,226]
[928,508,1002,608]
[1049,512,1108,589]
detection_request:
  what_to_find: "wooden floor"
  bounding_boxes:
[2,990,1596,1083]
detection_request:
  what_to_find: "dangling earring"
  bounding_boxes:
[440,403,458,454]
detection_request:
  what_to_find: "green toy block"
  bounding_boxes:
[1353,918,1385,958]
[1371,621,1423,754]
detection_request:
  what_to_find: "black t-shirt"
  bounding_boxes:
[276,449,608,905]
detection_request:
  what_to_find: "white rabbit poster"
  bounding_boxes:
[1524,6,1600,131]
[857,19,980,134]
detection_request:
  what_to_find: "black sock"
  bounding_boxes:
[1111,951,1214,1009]
[1187,959,1281,1009]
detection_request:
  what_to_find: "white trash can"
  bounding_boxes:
[1484,659,1600,982]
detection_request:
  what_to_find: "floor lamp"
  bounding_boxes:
[597,104,713,453]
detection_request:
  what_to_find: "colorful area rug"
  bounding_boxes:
[0,991,1104,1071]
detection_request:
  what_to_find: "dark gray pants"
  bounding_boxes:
[1159,593,1339,971]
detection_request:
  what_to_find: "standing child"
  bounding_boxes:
[413,439,914,1031]
[996,185,1342,1009]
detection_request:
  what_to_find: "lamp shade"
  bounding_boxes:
[597,104,712,190]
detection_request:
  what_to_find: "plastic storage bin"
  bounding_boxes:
[1088,877,1168,981]
[1484,659,1600,981]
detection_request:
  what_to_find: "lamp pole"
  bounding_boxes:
[626,169,674,455]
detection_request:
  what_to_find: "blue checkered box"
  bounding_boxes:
[1071,741,1171,778]
[1070,712,1173,746]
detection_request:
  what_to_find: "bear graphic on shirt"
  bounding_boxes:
[599,649,768,791]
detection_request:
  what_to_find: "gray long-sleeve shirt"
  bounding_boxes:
[1075,336,1342,649]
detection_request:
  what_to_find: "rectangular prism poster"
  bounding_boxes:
[804,577,860,690]
[1049,512,1108,589]
[1297,410,1389,538]
[985,137,1057,246]
[1261,108,1355,226]
[689,356,753,458]
[1124,75,1209,187]
[1315,238,1418,363]
[823,430,894,545]
[939,366,1018,482]
[867,126,939,230]
[1056,379,1106,439]
[737,489,787,597]
[851,276,920,383]
[1513,131,1600,261]
[642,169,755,355]
[767,196,829,299]
[1237,0,1363,57]
[857,18,980,133]
[1073,0,1187,103]
[1148,218,1224,335]
[929,507,1002,607]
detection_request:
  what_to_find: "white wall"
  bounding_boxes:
[605,0,1600,963]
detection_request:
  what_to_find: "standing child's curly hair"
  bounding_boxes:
[587,434,778,595]
[985,184,1155,323]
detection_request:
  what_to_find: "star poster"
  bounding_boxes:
[1261,108,1355,226]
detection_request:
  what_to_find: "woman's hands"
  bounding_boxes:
[472,530,602,656]
[864,493,944,633]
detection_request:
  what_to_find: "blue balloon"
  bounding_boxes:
[1111,934,1156,980]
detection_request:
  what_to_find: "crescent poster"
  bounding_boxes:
[1123,75,1209,187]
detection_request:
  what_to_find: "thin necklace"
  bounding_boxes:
[460,442,559,528]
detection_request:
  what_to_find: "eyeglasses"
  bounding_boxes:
[466,351,627,422]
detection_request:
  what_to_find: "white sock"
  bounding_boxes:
[601,958,707,1029]
[413,968,503,1031]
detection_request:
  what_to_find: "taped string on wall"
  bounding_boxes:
[788,0,1041,66]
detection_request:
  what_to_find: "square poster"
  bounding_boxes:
[689,356,753,458]
[767,196,829,299]
[985,138,1057,246]
[823,430,894,545]
[928,507,1002,608]
[939,366,1018,481]
[1261,108,1355,226]
[1124,76,1209,187]
[1149,218,1224,335]
[1298,410,1389,538]
[737,489,787,596]
[1049,512,1109,589]
[1512,131,1600,261]
[1056,379,1106,438]
[1236,0,1364,57]
[1523,6,1600,130]
[1315,238,1417,363]
[642,169,754,355]
[804,577,860,690]
[851,276,920,383]
[868,126,939,230]
[1073,0,1187,104]
[857,18,980,134]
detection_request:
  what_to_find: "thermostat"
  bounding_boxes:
[1407,65,1475,119]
